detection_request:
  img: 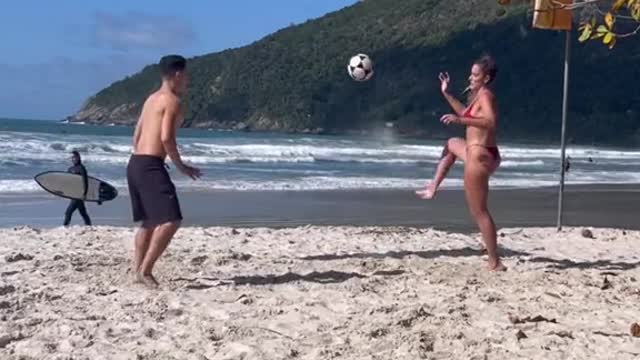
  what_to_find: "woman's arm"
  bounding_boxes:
[442,91,466,116]
[440,92,497,129]
[438,72,466,116]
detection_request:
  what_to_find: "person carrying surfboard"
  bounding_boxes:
[127,54,201,288]
[63,150,92,226]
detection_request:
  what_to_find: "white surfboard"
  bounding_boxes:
[34,171,118,202]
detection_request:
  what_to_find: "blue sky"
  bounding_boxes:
[0,0,357,120]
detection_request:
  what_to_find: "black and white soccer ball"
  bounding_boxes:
[347,53,374,82]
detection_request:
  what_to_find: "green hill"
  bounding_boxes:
[70,0,640,146]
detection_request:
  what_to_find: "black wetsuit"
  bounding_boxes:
[63,163,92,226]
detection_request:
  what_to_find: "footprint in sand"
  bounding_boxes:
[0,285,16,296]
[0,333,26,349]
[191,256,208,266]
[5,253,34,263]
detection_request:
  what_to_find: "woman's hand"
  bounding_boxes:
[440,113,461,125]
[439,72,450,94]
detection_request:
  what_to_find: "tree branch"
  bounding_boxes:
[550,0,603,10]
[617,22,640,37]
[593,4,638,20]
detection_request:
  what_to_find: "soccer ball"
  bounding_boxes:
[347,53,374,82]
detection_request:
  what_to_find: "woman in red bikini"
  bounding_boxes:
[415,54,504,271]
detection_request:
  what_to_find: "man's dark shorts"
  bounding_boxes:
[127,154,182,226]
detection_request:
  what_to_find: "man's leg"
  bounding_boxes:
[137,221,180,287]
[63,200,78,226]
[77,201,92,226]
[133,223,154,276]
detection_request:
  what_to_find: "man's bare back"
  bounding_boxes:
[133,90,182,160]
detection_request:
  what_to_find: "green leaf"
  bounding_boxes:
[579,24,593,42]
[603,31,615,45]
[597,25,609,34]
[633,5,640,21]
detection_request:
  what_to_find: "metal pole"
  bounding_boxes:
[557,30,571,231]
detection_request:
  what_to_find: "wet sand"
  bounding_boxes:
[1,184,639,231]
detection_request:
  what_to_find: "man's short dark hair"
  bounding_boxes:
[71,150,80,158]
[159,55,187,77]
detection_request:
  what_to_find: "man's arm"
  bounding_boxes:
[160,97,187,169]
[132,119,143,152]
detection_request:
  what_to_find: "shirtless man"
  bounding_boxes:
[127,54,201,288]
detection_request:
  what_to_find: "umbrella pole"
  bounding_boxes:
[557,30,571,231]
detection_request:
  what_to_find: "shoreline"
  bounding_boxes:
[2,183,639,231]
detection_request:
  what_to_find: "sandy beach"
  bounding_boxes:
[1,225,639,359]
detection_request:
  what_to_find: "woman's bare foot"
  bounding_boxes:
[415,182,437,200]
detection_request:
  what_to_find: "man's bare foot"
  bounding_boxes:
[415,183,437,200]
[134,272,159,288]
[141,273,160,288]
[130,266,143,283]
[133,271,143,284]
[488,260,507,272]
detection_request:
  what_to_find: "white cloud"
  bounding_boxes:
[93,12,195,50]
[0,11,197,119]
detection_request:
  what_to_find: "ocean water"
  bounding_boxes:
[2,118,640,195]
